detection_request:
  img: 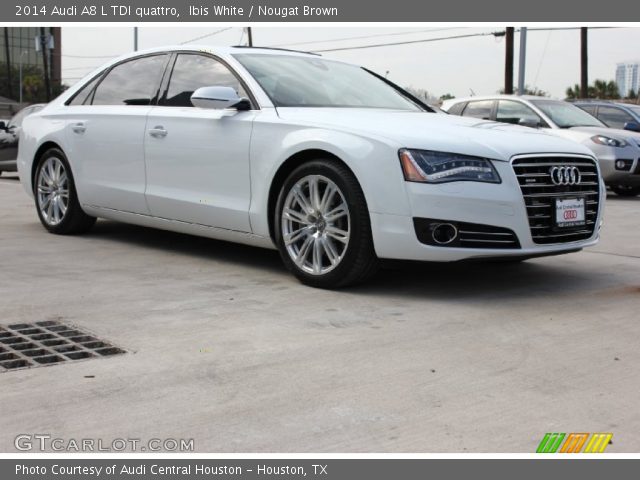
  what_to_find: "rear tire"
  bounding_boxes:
[34,148,96,234]
[611,185,640,197]
[274,159,378,289]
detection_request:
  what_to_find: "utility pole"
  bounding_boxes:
[517,27,527,95]
[3,28,12,100]
[580,27,588,98]
[247,27,253,47]
[504,27,514,94]
[134,27,138,51]
[39,27,51,102]
[19,51,27,104]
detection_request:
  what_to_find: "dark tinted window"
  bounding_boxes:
[68,74,103,106]
[92,55,167,106]
[462,100,494,120]
[597,106,634,129]
[496,100,546,126]
[447,102,466,115]
[163,54,247,107]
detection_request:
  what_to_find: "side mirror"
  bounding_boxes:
[190,86,250,110]
[623,121,640,133]
[518,118,540,129]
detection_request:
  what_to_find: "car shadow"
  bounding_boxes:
[606,192,640,202]
[88,220,285,275]
[0,174,20,182]
[87,220,601,301]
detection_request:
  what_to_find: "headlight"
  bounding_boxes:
[591,135,628,148]
[399,149,501,184]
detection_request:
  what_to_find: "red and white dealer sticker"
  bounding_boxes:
[555,197,586,228]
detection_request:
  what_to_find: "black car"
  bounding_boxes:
[0,104,45,175]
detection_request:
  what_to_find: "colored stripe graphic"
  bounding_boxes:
[560,433,589,453]
[536,433,566,453]
[584,433,613,453]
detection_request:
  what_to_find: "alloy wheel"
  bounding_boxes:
[37,156,69,226]
[281,174,351,275]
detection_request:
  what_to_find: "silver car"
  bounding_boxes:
[442,95,640,196]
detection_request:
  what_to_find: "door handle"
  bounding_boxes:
[71,122,86,134]
[149,126,168,138]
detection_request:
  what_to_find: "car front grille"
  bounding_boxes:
[512,156,601,245]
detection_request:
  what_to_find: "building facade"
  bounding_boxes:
[616,62,640,98]
[0,27,61,108]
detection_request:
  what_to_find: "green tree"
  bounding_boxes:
[498,85,548,97]
[440,93,455,101]
[565,80,620,100]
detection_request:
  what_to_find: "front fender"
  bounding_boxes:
[248,121,412,238]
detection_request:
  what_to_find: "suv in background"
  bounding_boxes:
[0,104,46,176]
[573,101,640,133]
[442,95,640,196]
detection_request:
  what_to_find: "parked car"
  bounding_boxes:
[0,104,46,175]
[18,47,604,288]
[573,100,640,133]
[442,95,640,196]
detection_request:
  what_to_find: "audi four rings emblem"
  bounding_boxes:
[550,166,582,185]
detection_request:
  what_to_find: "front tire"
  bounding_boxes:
[34,148,96,234]
[274,159,378,289]
[611,185,640,197]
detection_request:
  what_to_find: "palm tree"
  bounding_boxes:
[565,84,581,99]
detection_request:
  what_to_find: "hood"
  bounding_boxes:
[551,126,640,147]
[275,108,595,161]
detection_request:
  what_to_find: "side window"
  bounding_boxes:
[92,55,167,106]
[447,102,466,115]
[597,106,634,129]
[496,100,545,127]
[578,104,596,116]
[162,54,247,107]
[462,100,494,120]
[68,74,103,106]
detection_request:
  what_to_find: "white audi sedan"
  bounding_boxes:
[18,46,604,288]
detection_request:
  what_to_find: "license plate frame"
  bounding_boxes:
[555,197,586,228]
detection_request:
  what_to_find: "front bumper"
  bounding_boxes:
[590,145,640,187]
[370,157,603,262]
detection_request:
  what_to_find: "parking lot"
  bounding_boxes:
[0,172,639,453]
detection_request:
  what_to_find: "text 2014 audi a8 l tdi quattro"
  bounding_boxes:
[18,46,605,288]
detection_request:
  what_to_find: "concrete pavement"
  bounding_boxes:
[1,173,639,452]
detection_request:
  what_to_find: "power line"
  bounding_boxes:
[271,28,463,48]
[309,26,621,54]
[178,27,234,45]
[311,31,504,53]
[58,53,120,59]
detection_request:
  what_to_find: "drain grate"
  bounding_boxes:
[0,321,125,372]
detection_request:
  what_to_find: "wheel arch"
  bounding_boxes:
[31,141,64,193]
[266,149,362,243]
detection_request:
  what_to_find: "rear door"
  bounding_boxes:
[143,53,255,232]
[64,54,169,214]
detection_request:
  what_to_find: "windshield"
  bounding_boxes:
[531,100,605,128]
[234,53,422,110]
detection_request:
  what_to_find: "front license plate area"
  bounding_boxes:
[555,197,586,228]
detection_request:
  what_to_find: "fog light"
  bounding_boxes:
[431,223,458,245]
[616,160,626,169]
